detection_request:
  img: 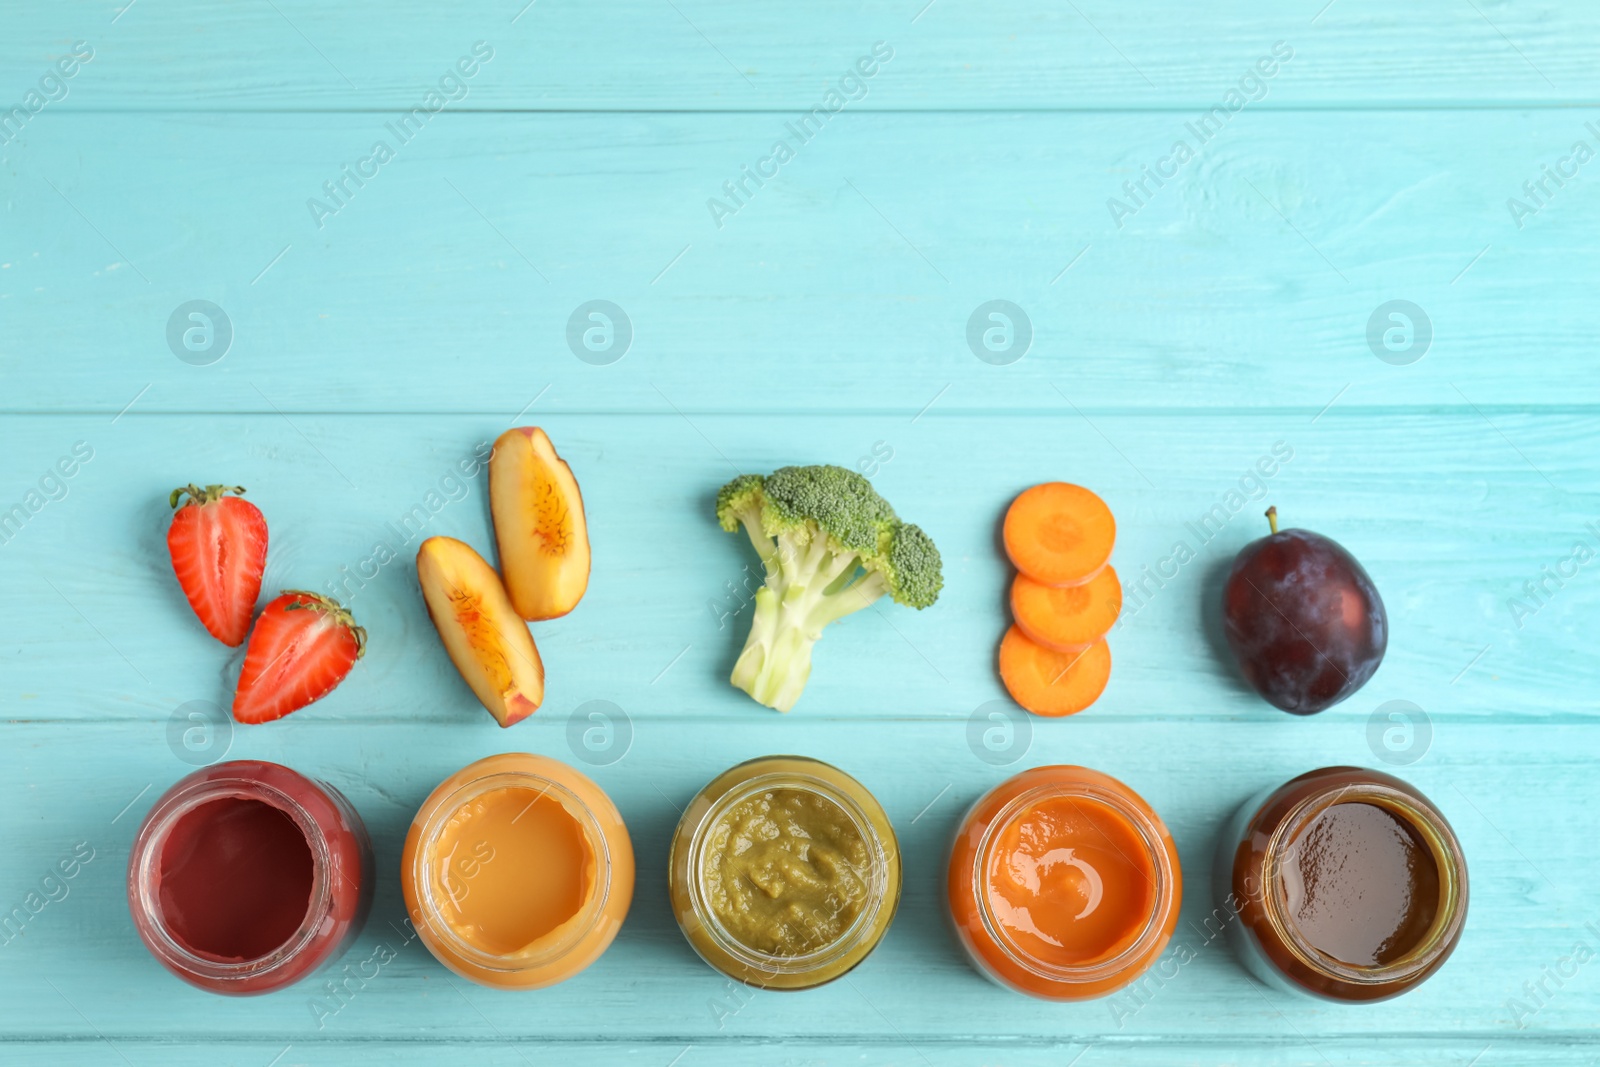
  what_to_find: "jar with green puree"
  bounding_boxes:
[668,756,901,989]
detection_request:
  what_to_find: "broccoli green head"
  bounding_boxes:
[714,464,943,711]
[715,472,768,532]
[763,464,899,552]
[877,521,943,609]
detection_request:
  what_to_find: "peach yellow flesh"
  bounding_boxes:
[403,753,635,990]
[416,535,545,727]
[490,427,591,621]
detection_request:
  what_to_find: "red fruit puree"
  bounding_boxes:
[157,798,315,962]
[129,761,371,995]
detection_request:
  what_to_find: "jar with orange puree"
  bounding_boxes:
[402,753,634,989]
[948,766,1181,1000]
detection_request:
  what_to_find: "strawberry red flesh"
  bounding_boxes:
[167,484,268,647]
[233,592,365,724]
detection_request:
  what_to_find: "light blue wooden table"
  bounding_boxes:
[4,2,1598,1063]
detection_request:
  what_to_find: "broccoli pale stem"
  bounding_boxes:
[735,505,780,568]
[809,570,888,628]
[729,528,888,711]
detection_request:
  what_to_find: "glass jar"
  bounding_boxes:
[127,760,373,995]
[401,753,634,989]
[948,765,1181,1000]
[669,756,901,990]
[1215,766,1468,1002]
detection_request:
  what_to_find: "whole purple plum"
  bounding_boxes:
[1222,508,1387,714]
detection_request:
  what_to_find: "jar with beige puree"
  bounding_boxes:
[402,754,634,990]
[669,756,900,989]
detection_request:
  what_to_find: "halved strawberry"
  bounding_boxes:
[232,591,366,724]
[167,484,268,646]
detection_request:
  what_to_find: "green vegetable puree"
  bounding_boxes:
[699,788,870,957]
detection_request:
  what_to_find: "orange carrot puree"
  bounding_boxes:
[949,766,1179,1000]
[984,794,1156,968]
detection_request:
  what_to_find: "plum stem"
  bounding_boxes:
[1265,506,1279,535]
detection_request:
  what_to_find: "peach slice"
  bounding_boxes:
[417,535,545,728]
[489,427,591,621]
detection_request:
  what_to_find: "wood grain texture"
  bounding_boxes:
[2,0,1597,109]
[9,1040,1600,1067]
[3,110,1597,414]
[3,0,1598,1062]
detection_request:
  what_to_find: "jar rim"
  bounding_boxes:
[409,769,613,974]
[1258,781,1468,987]
[970,782,1175,985]
[682,765,897,979]
[129,774,336,984]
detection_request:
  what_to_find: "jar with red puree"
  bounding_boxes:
[128,760,372,995]
[948,766,1181,1000]
[1215,767,1468,1002]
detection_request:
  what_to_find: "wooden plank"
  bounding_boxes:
[2,1,1597,110]
[4,112,1597,414]
[1,413,1592,725]
[0,718,1595,1043]
[4,1038,1599,1067]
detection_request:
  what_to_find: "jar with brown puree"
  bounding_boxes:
[1216,767,1468,1001]
[669,756,900,989]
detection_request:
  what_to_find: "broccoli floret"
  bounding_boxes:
[715,464,943,711]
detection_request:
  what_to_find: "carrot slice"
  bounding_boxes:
[998,626,1111,717]
[1002,483,1115,587]
[1011,566,1122,653]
